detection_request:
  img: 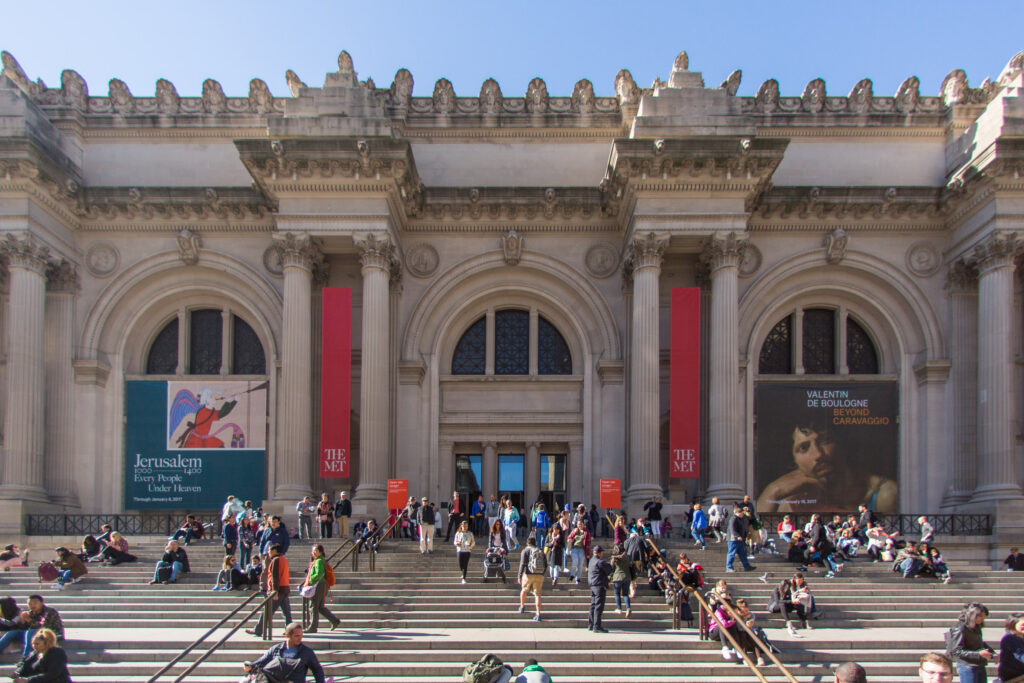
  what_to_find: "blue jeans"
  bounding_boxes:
[473,517,486,536]
[956,663,986,683]
[691,528,706,547]
[571,548,586,581]
[613,580,631,610]
[900,557,923,578]
[824,554,839,573]
[57,569,73,586]
[154,560,184,582]
[534,528,547,549]
[171,529,193,545]
[726,540,751,570]
[239,543,252,569]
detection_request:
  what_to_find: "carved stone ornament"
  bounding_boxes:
[0,234,50,273]
[433,78,456,114]
[202,79,227,114]
[526,77,549,113]
[699,232,747,272]
[614,69,640,106]
[338,50,354,74]
[801,78,826,113]
[941,69,969,107]
[894,76,920,113]
[406,243,439,278]
[501,229,524,266]
[46,259,80,293]
[176,229,202,266]
[355,233,393,272]
[585,243,619,279]
[944,259,978,292]
[998,51,1024,87]
[262,244,284,276]
[627,232,669,274]
[479,78,503,114]
[720,69,742,96]
[571,79,596,113]
[108,78,135,114]
[274,231,324,272]
[60,69,88,109]
[285,70,307,97]
[972,231,1022,274]
[848,79,873,114]
[1,51,44,98]
[738,242,762,278]
[155,78,179,114]
[906,241,941,277]
[85,242,119,278]
[755,79,780,113]
[823,227,848,265]
[389,68,414,109]
[248,78,273,114]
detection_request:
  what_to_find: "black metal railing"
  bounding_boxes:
[26,513,224,537]
[756,513,992,537]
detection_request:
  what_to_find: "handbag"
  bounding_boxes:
[298,583,316,598]
[256,656,301,683]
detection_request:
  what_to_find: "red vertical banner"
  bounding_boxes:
[670,288,700,478]
[320,287,351,478]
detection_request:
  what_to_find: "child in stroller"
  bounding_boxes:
[483,546,508,583]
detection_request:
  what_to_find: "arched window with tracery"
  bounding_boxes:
[451,308,573,376]
[145,308,266,375]
[758,307,879,375]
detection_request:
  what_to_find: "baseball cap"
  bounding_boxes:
[593,545,604,553]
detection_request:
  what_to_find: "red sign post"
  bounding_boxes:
[670,288,700,478]
[599,478,621,510]
[387,479,409,510]
[320,288,352,478]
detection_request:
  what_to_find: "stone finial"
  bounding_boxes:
[1,51,43,98]
[848,78,873,114]
[801,78,826,113]
[202,79,227,114]
[432,78,456,114]
[285,70,307,97]
[526,77,548,113]
[155,79,179,114]
[614,69,640,106]
[755,79,779,113]
[571,78,595,113]
[176,229,202,266]
[479,78,503,114]
[338,50,354,74]
[823,227,848,265]
[501,229,524,266]
[998,51,1024,87]
[941,69,969,107]
[388,68,413,109]
[108,78,135,114]
[60,70,88,109]
[894,76,920,113]
[46,259,80,293]
[673,51,689,72]
[720,69,742,96]
[248,79,273,113]
[668,51,702,88]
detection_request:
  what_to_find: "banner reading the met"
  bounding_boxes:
[755,382,899,514]
[124,380,268,510]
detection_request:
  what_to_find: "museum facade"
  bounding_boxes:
[0,49,1022,529]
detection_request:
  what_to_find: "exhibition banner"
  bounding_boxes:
[754,382,899,513]
[125,379,267,510]
[669,288,700,479]
[600,478,621,509]
[320,287,352,478]
[387,479,409,510]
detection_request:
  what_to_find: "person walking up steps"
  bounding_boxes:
[517,536,545,622]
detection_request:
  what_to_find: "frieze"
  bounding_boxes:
[68,186,273,223]
[418,187,603,223]
[752,186,947,222]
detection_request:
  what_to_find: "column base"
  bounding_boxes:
[969,483,1024,506]
[0,484,49,505]
[0,497,52,537]
[703,483,746,505]
[939,489,971,511]
[47,494,80,509]
[353,483,388,523]
[272,484,313,503]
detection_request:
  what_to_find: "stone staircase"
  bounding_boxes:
[1,532,1017,681]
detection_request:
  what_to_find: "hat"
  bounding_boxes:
[564,504,571,511]
[593,545,604,554]
[421,497,428,501]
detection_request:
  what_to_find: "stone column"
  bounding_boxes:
[0,235,49,502]
[524,441,540,509]
[438,441,454,502]
[482,441,498,498]
[44,260,79,507]
[272,232,321,501]
[702,232,748,502]
[626,232,667,507]
[971,233,1023,503]
[943,260,978,508]
[354,234,394,506]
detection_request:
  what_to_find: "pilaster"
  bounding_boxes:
[525,441,540,510]
[943,259,978,508]
[44,259,80,507]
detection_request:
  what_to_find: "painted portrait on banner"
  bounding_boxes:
[167,381,267,450]
[755,382,899,513]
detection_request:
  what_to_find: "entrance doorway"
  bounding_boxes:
[498,454,524,510]
[539,453,567,513]
[455,454,482,518]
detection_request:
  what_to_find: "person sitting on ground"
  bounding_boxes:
[734,598,766,667]
[12,627,70,683]
[212,555,239,591]
[78,535,100,562]
[787,529,808,566]
[864,523,893,563]
[777,515,795,545]
[706,580,741,661]
[0,595,64,658]
[515,657,552,683]
[99,531,136,565]
[837,528,861,559]
[790,573,819,624]
[150,539,190,584]
[244,622,324,683]
[894,542,926,579]
[1005,547,1024,572]
[53,548,86,590]
[169,514,203,546]
[0,545,30,572]
[768,577,808,636]
[351,518,367,539]
[676,553,705,590]
[0,597,20,634]
[999,612,1024,683]
[95,523,114,546]
[246,553,263,588]
[925,546,951,584]
[833,661,867,683]
[359,519,381,554]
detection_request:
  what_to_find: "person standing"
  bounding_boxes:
[404,496,419,542]
[238,518,255,569]
[708,497,727,543]
[417,498,435,554]
[610,543,632,618]
[334,492,352,539]
[918,516,935,545]
[259,517,291,557]
[248,544,291,638]
[471,495,487,537]
[690,502,709,550]
[454,520,476,584]
[445,490,463,542]
[948,603,996,683]
[295,496,314,540]
[567,520,591,585]
[486,495,501,533]
[316,494,334,540]
[643,497,663,538]
[517,537,545,622]
[222,516,238,556]
[725,506,755,572]
[302,544,340,633]
[503,500,521,551]
[587,545,612,632]
[545,525,565,587]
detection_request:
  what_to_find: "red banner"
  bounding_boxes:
[600,478,621,509]
[387,479,409,510]
[320,288,352,478]
[670,288,700,478]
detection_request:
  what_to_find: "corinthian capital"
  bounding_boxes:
[272,232,323,273]
[944,258,978,293]
[355,233,394,272]
[46,259,80,293]
[700,232,749,273]
[972,231,1022,275]
[1,234,50,274]
[626,232,668,273]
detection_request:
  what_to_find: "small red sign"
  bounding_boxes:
[387,479,409,510]
[600,478,621,510]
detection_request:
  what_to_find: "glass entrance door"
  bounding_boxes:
[539,453,567,513]
[498,454,524,510]
[455,454,482,516]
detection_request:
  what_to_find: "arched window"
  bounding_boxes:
[451,309,573,376]
[758,307,879,375]
[146,308,266,375]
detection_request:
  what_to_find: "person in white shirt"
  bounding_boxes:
[708,497,727,543]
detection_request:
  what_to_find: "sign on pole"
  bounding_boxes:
[387,479,409,510]
[599,478,621,510]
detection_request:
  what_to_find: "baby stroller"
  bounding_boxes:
[482,547,507,583]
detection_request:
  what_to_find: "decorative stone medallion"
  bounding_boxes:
[262,244,284,276]
[906,241,941,277]
[738,243,762,278]
[585,243,619,279]
[85,242,119,278]
[406,243,439,278]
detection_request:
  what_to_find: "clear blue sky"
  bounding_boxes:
[2,2,1021,99]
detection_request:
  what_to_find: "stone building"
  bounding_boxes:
[0,48,1023,532]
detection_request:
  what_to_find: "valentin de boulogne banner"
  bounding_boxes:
[125,380,268,510]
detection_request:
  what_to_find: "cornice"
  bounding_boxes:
[80,127,269,140]
[755,126,945,139]
[399,127,623,141]
[752,186,946,221]
[404,222,619,233]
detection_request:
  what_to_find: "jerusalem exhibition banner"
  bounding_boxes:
[320,287,352,478]
[754,382,899,513]
[124,380,268,510]
[669,288,700,478]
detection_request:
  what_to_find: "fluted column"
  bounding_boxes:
[971,233,1023,503]
[272,232,321,501]
[354,234,394,505]
[943,260,978,508]
[703,232,747,502]
[0,235,49,502]
[44,260,79,507]
[525,441,540,509]
[626,232,667,506]
[482,441,498,498]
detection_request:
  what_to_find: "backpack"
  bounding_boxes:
[420,506,435,525]
[462,653,508,683]
[37,562,59,583]
[155,564,173,584]
[944,623,961,659]
[527,547,547,575]
[324,563,336,588]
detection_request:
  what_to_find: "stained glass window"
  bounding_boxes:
[758,315,792,374]
[847,317,879,374]
[802,308,835,374]
[146,318,178,374]
[189,309,222,375]
[233,315,266,375]
[495,309,529,375]
[452,317,486,375]
[538,317,572,375]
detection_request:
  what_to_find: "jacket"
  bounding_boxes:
[471,500,486,518]
[533,510,551,530]
[161,548,191,573]
[610,553,631,583]
[251,641,325,683]
[259,525,290,556]
[1000,632,1024,680]
[58,554,87,580]
[264,554,291,596]
[691,509,708,531]
[486,500,500,517]
[24,606,64,640]
[416,505,435,526]
[567,528,591,558]
[334,498,352,518]
[221,523,238,545]
[587,555,613,588]
[454,531,476,553]
[14,646,71,683]
[949,621,992,666]
[643,501,662,521]
[727,514,746,542]
[515,663,553,683]
[307,556,327,586]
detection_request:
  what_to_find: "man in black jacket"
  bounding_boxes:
[587,545,613,632]
[150,540,190,584]
[259,516,290,556]
[334,491,352,539]
[244,622,324,683]
[725,506,755,572]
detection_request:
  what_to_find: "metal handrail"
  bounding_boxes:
[148,590,277,682]
[689,584,770,683]
[716,593,799,683]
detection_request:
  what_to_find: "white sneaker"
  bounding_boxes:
[721,646,733,660]
[786,623,797,636]
[53,583,63,591]
[461,578,466,585]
